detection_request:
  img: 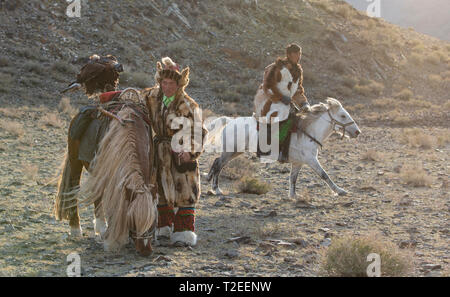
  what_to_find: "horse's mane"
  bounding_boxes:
[77,106,157,252]
[298,97,342,130]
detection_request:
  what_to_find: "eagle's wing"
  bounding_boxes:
[76,62,108,84]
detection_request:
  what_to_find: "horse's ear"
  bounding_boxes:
[179,67,190,89]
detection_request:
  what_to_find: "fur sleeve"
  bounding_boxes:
[292,64,308,104]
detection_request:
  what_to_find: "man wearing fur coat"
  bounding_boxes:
[144,57,207,246]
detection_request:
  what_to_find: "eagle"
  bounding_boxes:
[61,54,124,97]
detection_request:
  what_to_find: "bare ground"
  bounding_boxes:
[0,106,448,277]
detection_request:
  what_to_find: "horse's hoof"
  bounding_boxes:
[337,189,348,196]
[208,188,223,196]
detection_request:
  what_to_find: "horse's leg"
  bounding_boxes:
[55,138,85,237]
[207,151,243,195]
[306,157,347,196]
[289,163,303,199]
[93,199,107,239]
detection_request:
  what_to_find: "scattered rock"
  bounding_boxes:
[355,166,363,171]
[226,236,252,244]
[399,240,418,249]
[341,201,354,207]
[153,255,172,263]
[223,249,239,259]
[422,264,442,271]
[265,210,277,217]
[320,238,332,247]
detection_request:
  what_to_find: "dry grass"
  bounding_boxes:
[400,128,434,149]
[361,149,382,162]
[22,163,39,181]
[371,98,397,109]
[0,73,14,93]
[23,61,46,75]
[320,232,413,277]
[400,163,433,187]
[354,80,384,96]
[39,113,64,129]
[58,97,78,117]
[237,176,271,195]
[223,157,257,180]
[121,72,151,88]
[255,222,282,239]
[0,119,25,138]
[394,89,413,101]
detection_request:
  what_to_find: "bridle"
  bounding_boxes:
[292,103,356,148]
[325,109,356,140]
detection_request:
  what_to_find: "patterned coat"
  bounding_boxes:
[144,85,207,208]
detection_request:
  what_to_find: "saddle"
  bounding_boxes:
[69,90,149,163]
[256,108,298,162]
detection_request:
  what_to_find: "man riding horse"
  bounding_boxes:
[143,57,208,246]
[254,43,311,162]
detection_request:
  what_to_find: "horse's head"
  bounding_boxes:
[127,187,159,256]
[325,98,361,138]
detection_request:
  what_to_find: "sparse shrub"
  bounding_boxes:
[16,48,41,60]
[238,176,271,195]
[23,61,46,75]
[320,232,413,277]
[0,73,13,93]
[255,222,281,239]
[425,52,441,65]
[400,128,434,149]
[210,80,228,93]
[428,74,443,87]
[223,157,257,180]
[51,61,77,75]
[372,98,397,109]
[0,56,9,67]
[40,113,64,128]
[303,68,318,85]
[400,163,433,187]
[218,89,241,103]
[342,75,357,89]
[392,114,412,126]
[361,149,382,162]
[330,60,346,74]
[354,80,384,96]
[58,97,77,116]
[394,88,413,101]
[22,163,39,181]
[121,72,150,88]
[0,119,24,137]
[408,53,423,65]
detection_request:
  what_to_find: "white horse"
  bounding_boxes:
[205,98,361,199]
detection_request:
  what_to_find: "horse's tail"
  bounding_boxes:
[204,116,231,149]
[54,152,81,221]
[77,106,157,252]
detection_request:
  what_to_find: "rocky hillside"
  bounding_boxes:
[0,0,449,127]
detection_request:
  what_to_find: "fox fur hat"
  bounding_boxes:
[155,57,189,90]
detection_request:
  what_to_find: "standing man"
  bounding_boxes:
[144,57,207,246]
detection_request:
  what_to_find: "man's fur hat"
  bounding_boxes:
[155,57,189,91]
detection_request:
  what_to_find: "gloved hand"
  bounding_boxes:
[281,95,291,105]
[299,102,311,112]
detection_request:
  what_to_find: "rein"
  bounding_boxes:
[295,105,355,148]
[326,109,355,139]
